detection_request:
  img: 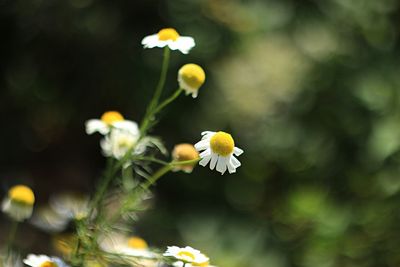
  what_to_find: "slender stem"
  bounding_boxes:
[108,158,200,224]
[141,164,173,191]
[88,158,115,219]
[134,156,169,165]
[6,221,18,256]
[152,88,183,116]
[140,47,171,135]
[170,158,200,166]
[141,158,200,191]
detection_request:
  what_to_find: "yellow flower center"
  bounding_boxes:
[177,251,196,261]
[40,261,58,267]
[8,185,35,205]
[158,28,180,41]
[100,111,124,125]
[127,237,148,249]
[179,64,206,90]
[210,131,234,156]
[173,143,199,162]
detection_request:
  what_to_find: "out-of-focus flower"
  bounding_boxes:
[100,233,156,259]
[172,144,199,173]
[141,28,195,54]
[30,206,69,233]
[100,127,140,160]
[178,64,206,98]
[85,111,139,136]
[31,192,90,233]
[49,192,89,220]
[163,246,209,266]
[194,131,243,175]
[23,254,69,267]
[2,185,35,221]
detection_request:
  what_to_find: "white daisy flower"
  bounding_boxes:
[100,234,156,259]
[164,246,209,265]
[2,185,35,222]
[100,127,140,160]
[178,64,206,98]
[23,254,70,267]
[141,28,195,54]
[85,111,139,136]
[194,131,243,175]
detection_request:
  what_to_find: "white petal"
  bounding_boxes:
[201,131,214,136]
[194,139,209,151]
[199,148,211,158]
[170,36,195,54]
[85,120,108,135]
[230,156,241,168]
[227,160,236,174]
[210,153,218,170]
[113,120,139,135]
[100,137,112,157]
[199,154,211,166]
[233,147,244,156]
[216,156,227,175]
[141,34,161,48]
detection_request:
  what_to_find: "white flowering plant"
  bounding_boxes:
[0,28,243,267]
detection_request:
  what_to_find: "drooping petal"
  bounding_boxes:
[216,156,227,175]
[171,37,195,54]
[227,159,236,174]
[230,155,241,168]
[113,120,140,135]
[199,148,211,158]
[141,34,161,48]
[209,153,218,170]
[199,155,212,167]
[85,119,108,135]
[194,139,209,151]
[233,147,244,156]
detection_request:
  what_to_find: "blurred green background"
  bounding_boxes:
[2,0,400,266]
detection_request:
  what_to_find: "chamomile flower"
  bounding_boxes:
[85,111,139,136]
[194,131,243,175]
[172,143,199,173]
[178,64,206,98]
[164,246,209,266]
[141,28,195,54]
[100,127,140,160]
[2,185,35,221]
[23,254,69,267]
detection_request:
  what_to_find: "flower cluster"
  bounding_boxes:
[1,27,243,267]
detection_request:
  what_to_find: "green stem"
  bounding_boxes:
[152,88,183,116]
[108,158,200,224]
[134,156,169,165]
[140,47,171,135]
[141,158,200,191]
[6,221,18,256]
[88,158,115,219]
[141,164,173,191]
